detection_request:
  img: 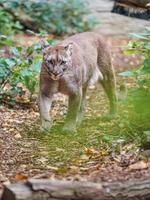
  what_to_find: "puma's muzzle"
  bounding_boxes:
[50,73,61,81]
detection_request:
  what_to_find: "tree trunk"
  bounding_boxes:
[1,178,150,200]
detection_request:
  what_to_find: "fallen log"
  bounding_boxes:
[113,0,150,8]
[1,178,150,200]
[112,0,150,19]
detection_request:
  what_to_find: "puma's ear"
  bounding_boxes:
[40,39,50,54]
[64,43,73,56]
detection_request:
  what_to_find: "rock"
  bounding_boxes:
[87,0,149,36]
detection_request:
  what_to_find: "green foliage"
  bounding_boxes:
[0,36,43,105]
[0,0,95,36]
[119,26,150,116]
[0,7,22,35]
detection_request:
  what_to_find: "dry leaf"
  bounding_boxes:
[129,161,148,170]
[55,147,65,152]
[15,173,28,182]
[40,151,49,156]
[46,166,58,170]
[146,161,150,168]
[69,166,79,174]
[38,157,48,164]
[84,147,99,156]
[80,154,89,161]
[14,133,22,139]
[127,77,135,81]
[3,180,11,186]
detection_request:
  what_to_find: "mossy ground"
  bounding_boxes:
[1,78,150,188]
[26,80,143,168]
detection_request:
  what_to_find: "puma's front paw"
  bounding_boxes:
[62,123,77,133]
[40,119,52,133]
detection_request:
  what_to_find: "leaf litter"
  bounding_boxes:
[0,35,150,191]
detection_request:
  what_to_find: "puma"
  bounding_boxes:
[39,32,117,133]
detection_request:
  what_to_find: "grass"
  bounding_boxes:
[25,81,148,168]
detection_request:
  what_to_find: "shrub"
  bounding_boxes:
[119,26,150,117]
[0,7,22,35]
[0,35,44,105]
[0,0,95,36]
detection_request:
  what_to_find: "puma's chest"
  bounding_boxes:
[58,75,80,95]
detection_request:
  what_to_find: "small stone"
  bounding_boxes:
[80,155,89,161]
[0,174,8,182]
[14,133,22,139]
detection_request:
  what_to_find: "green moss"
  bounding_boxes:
[25,85,143,167]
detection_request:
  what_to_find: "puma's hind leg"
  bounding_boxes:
[77,87,87,125]
[99,67,118,116]
[63,88,82,133]
[97,42,118,117]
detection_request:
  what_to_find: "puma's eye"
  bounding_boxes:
[61,61,67,65]
[48,60,54,65]
[62,66,67,71]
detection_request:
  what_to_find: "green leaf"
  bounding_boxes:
[0,67,7,77]
[143,59,150,73]
[11,47,22,56]
[118,71,136,77]
[4,58,16,67]
[129,33,149,40]
[143,131,150,136]
[101,135,111,142]
[124,49,136,56]
[20,69,32,77]
[144,44,150,50]
[145,26,150,32]
[27,46,34,55]
[31,58,42,72]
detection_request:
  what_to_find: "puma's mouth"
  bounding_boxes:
[50,74,61,81]
[47,69,63,80]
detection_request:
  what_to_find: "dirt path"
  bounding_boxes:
[1,75,150,190]
[0,35,149,191]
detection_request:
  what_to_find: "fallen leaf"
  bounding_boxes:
[69,166,79,174]
[84,147,99,156]
[15,173,28,182]
[37,157,48,164]
[146,161,150,168]
[80,154,89,161]
[40,151,49,156]
[129,161,148,170]
[55,147,65,152]
[14,133,22,139]
[3,180,11,186]
[46,166,58,170]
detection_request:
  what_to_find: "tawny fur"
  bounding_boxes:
[39,32,117,132]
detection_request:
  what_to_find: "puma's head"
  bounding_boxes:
[40,39,73,80]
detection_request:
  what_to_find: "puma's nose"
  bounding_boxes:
[53,71,58,75]
[53,68,59,76]
[51,73,59,81]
